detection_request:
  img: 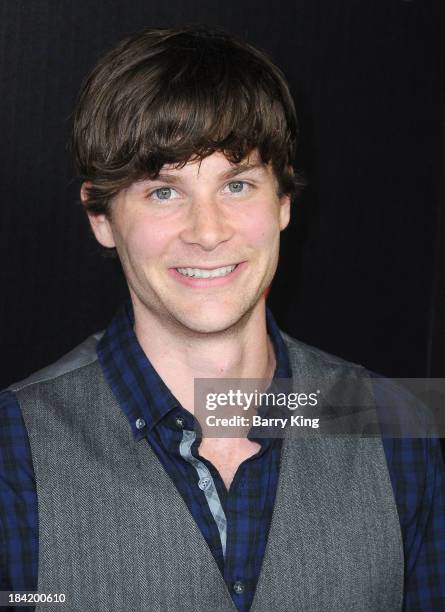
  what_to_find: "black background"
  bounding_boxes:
[0,0,442,393]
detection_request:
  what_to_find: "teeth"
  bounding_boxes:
[176,265,237,278]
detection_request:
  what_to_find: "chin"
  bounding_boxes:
[176,316,236,335]
[172,296,263,336]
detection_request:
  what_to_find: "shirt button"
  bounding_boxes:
[175,416,185,429]
[232,581,245,595]
[135,418,146,430]
[198,477,212,491]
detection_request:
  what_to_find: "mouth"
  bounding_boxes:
[175,264,238,279]
[169,262,246,287]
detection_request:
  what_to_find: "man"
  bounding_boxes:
[0,26,444,611]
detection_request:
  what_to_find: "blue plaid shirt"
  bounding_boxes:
[1,302,445,610]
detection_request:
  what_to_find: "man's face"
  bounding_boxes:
[85,150,290,335]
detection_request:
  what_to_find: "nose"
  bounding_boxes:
[179,194,233,250]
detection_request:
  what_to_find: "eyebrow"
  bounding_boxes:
[221,162,266,180]
[154,162,266,184]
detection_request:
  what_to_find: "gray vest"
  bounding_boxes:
[11,331,404,611]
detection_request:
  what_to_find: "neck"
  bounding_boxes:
[132,298,276,413]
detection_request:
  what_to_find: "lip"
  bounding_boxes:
[168,261,247,288]
[174,264,239,270]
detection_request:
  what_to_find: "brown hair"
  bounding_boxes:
[72,25,303,217]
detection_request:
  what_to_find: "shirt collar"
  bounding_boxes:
[265,306,292,379]
[97,299,292,441]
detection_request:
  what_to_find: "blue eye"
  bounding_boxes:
[227,181,245,193]
[154,187,174,200]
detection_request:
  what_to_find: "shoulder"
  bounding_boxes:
[281,331,433,420]
[280,331,440,449]
[279,330,366,381]
[0,329,104,474]
[7,331,104,395]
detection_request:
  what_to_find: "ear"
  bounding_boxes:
[81,181,116,248]
[279,194,291,231]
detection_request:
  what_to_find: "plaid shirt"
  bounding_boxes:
[1,302,444,610]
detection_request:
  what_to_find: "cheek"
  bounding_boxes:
[241,206,281,248]
[119,219,173,264]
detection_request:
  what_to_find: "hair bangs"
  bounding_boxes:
[127,51,290,176]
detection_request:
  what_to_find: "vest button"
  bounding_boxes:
[135,418,146,430]
[232,581,245,595]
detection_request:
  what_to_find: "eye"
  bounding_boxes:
[225,180,248,194]
[150,186,178,201]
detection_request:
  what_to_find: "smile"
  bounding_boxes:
[169,262,246,288]
[176,265,237,279]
